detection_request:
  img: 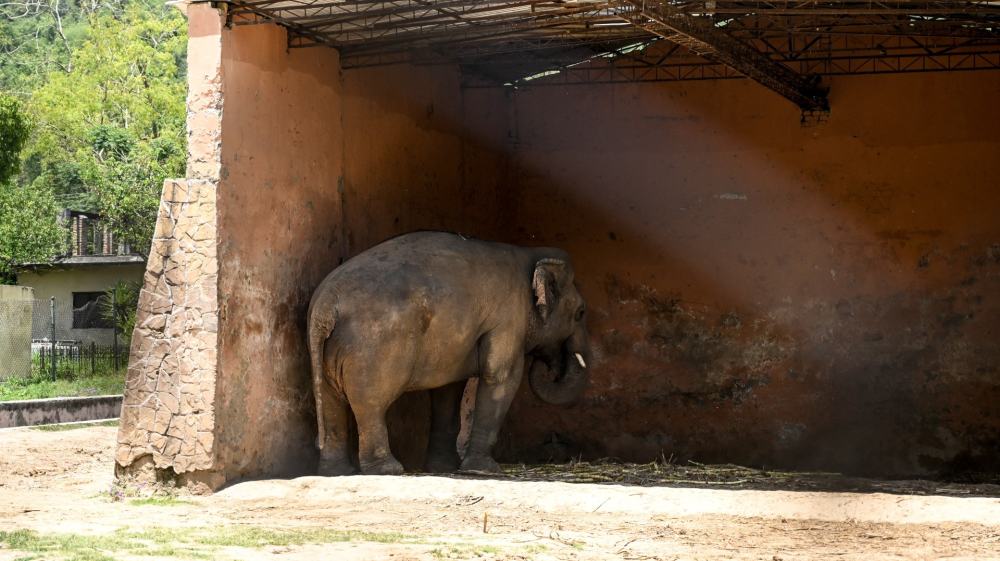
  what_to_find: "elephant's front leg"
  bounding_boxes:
[460,342,524,473]
[425,380,466,473]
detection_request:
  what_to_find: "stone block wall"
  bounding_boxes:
[117,4,346,487]
[116,179,221,487]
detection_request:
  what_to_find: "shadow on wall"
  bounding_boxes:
[489,72,1000,477]
[335,65,1000,477]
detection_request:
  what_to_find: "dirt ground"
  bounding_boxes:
[1,425,999,561]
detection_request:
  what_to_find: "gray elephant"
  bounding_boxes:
[307,231,590,475]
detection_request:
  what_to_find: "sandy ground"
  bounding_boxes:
[1,425,999,561]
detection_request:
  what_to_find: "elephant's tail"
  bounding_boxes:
[308,308,336,451]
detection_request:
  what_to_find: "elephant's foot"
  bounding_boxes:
[318,455,357,477]
[424,450,461,474]
[459,454,502,474]
[361,456,405,476]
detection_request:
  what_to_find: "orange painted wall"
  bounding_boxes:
[339,64,510,251]
[489,71,1000,476]
[205,15,999,478]
[215,23,345,480]
[338,65,510,467]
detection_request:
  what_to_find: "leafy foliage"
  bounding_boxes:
[1,0,186,269]
[101,279,140,345]
[0,179,65,277]
[0,93,30,182]
[0,95,64,278]
[0,369,124,400]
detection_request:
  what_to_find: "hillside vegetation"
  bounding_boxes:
[0,0,186,279]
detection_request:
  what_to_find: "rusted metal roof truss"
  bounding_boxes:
[218,0,1000,110]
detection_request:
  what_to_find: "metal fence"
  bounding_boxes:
[0,296,129,382]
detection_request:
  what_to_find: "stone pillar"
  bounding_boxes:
[116,3,344,490]
[115,4,226,491]
[116,179,221,488]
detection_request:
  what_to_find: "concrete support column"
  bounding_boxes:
[116,3,345,491]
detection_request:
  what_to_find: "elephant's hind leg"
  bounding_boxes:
[317,377,356,476]
[353,403,404,475]
[425,380,466,473]
[343,358,406,476]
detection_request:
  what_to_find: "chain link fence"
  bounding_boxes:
[0,295,129,384]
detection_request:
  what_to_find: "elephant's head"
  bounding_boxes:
[527,256,591,406]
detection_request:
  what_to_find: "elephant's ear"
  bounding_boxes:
[532,258,566,320]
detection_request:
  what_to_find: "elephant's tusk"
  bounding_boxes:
[574,353,587,368]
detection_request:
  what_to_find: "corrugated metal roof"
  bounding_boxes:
[201,1,1000,102]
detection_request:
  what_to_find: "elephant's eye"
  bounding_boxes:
[575,306,586,321]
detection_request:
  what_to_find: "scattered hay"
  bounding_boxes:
[467,458,1000,498]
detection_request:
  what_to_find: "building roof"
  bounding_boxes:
[18,255,146,270]
[213,0,1000,111]
[209,0,1000,113]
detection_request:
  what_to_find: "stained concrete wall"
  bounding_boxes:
[489,71,1000,476]
[214,21,346,481]
[118,8,346,486]
[340,65,510,250]
[1,395,122,428]
[117,1,1000,485]
[338,66,1000,476]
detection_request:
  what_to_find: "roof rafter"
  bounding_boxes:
[217,0,1000,113]
[618,0,829,111]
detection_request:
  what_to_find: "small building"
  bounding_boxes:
[16,210,145,347]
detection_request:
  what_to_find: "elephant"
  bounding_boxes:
[307,231,591,475]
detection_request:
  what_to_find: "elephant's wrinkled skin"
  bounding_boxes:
[307,231,590,475]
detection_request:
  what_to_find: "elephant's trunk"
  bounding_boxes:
[528,325,590,406]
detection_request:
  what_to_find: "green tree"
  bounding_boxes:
[102,279,141,346]
[0,0,186,274]
[0,93,30,182]
[1,0,131,95]
[0,182,65,280]
[22,1,186,256]
[0,94,64,281]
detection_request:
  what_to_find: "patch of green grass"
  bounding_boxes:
[0,526,546,561]
[190,526,415,548]
[0,372,123,401]
[431,544,503,559]
[0,526,420,561]
[127,496,192,507]
[0,528,130,561]
[33,420,119,432]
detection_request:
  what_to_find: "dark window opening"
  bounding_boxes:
[73,292,112,329]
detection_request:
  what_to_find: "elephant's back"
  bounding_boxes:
[312,232,532,383]
[319,231,522,326]
[330,231,521,293]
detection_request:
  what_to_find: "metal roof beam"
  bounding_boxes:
[620,0,829,111]
[336,1,618,51]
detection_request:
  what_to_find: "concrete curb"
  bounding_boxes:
[0,395,122,428]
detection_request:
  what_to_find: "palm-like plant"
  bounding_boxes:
[101,280,141,346]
